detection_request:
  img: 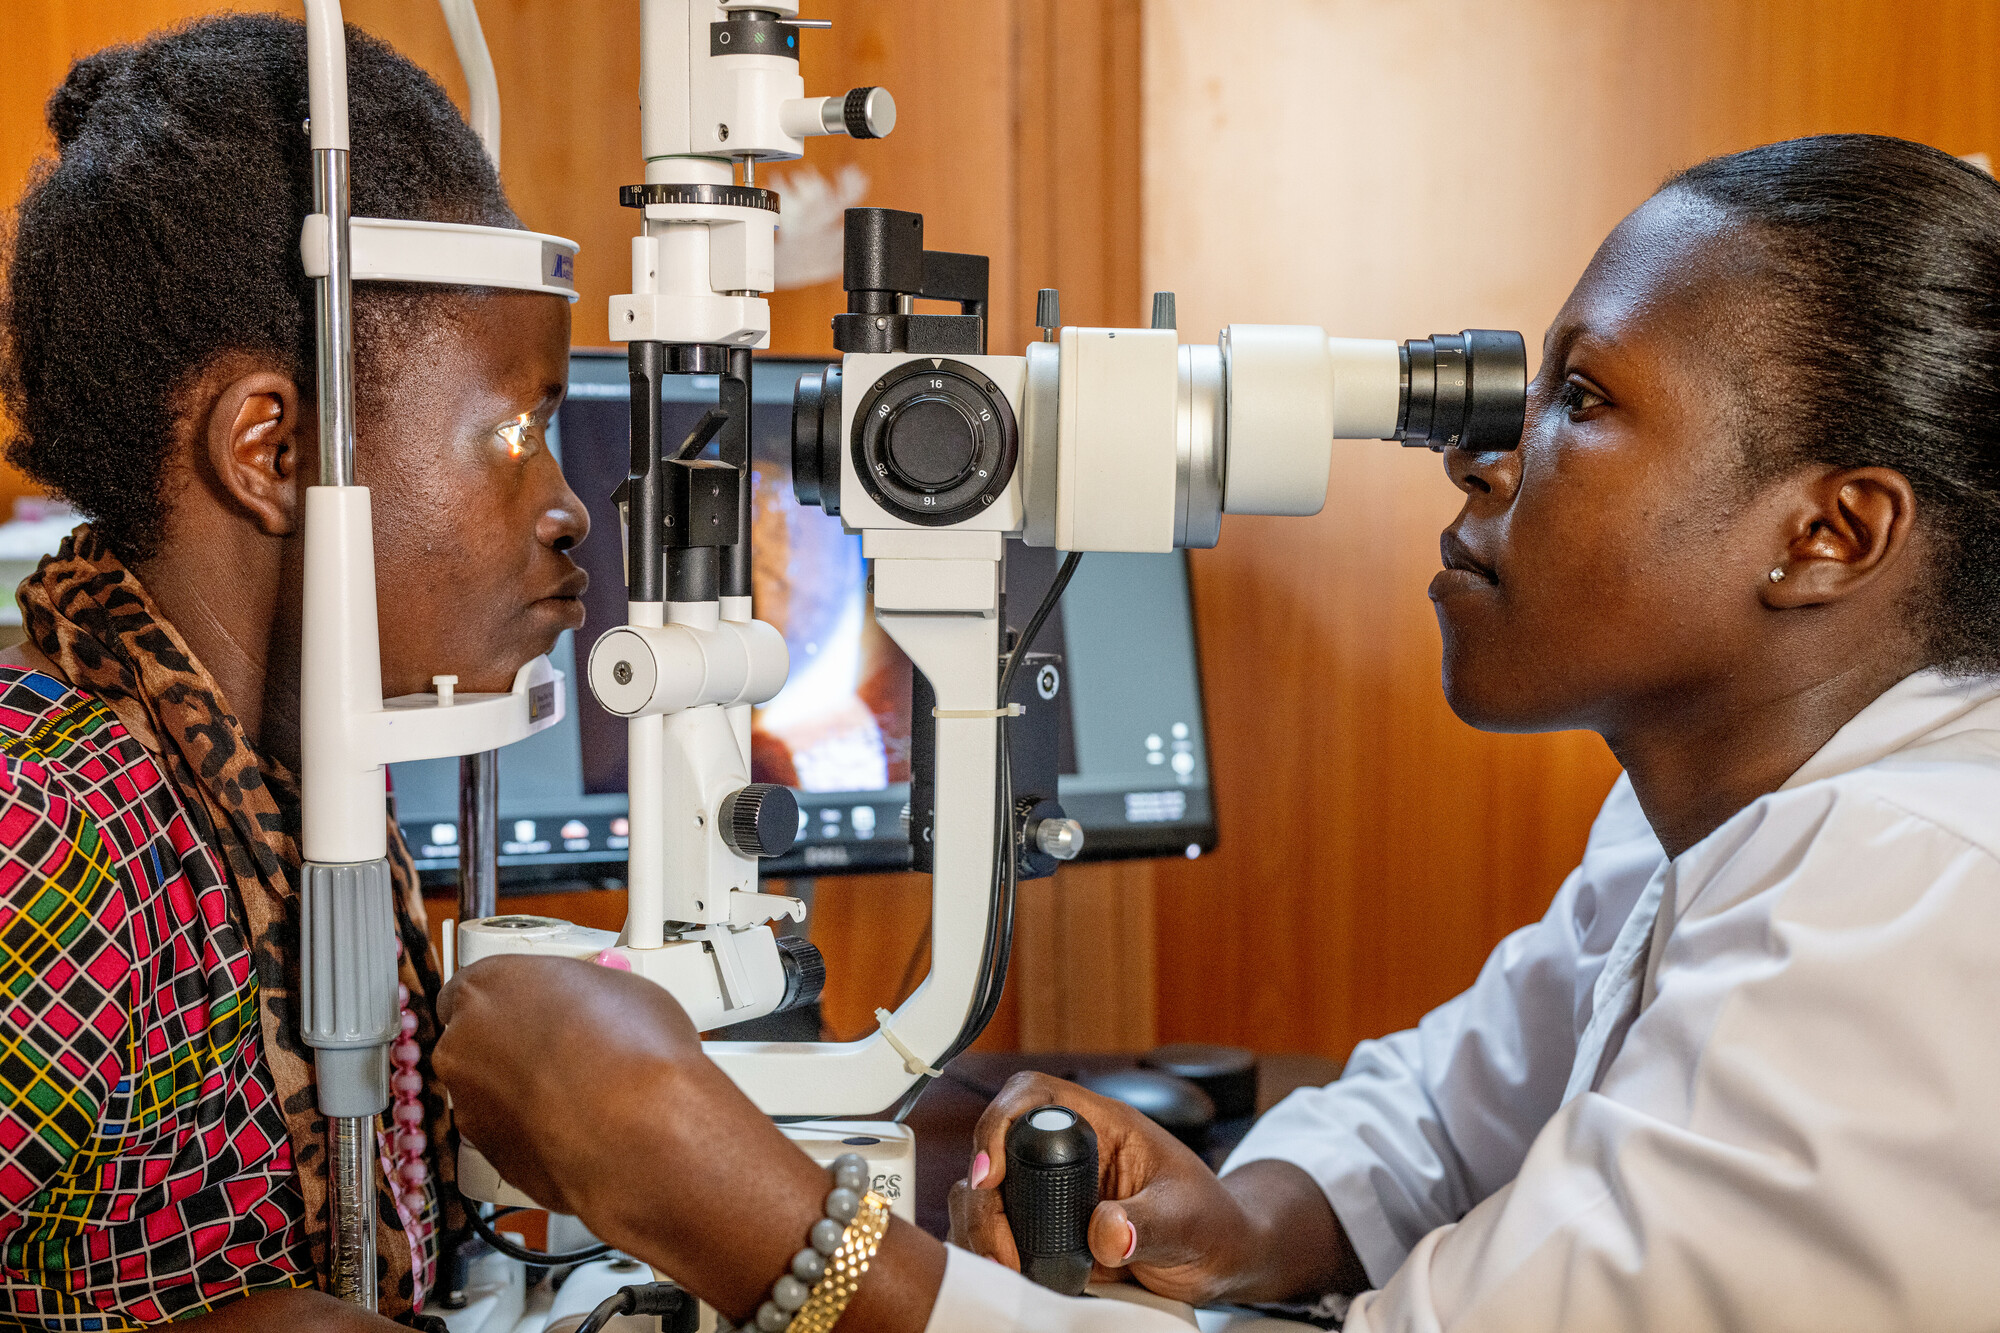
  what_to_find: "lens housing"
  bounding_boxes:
[1397,329,1527,451]
[791,365,842,513]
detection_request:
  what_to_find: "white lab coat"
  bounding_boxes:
[925,669,2000,1331]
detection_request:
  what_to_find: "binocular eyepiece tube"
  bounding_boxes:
[1170,325,1526,547]
[790,317,1527,553]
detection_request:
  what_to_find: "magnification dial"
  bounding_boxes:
[852,359,1017,525]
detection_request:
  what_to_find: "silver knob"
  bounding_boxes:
[1151,291,1176,331]
[1036,288,1062,341]
[840,86,897,139]
[1034,818,1085,861]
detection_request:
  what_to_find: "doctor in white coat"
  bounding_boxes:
[433,132,2000,1333]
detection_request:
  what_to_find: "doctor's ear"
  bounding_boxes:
[1761,466,1919,609]
[198,364,308,537]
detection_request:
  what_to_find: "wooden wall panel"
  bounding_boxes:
[1143,0,2000,1063]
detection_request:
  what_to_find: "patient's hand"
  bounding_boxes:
[947,1072,1365,1308]
[435,955,834,1314]
[434,955,945,1330]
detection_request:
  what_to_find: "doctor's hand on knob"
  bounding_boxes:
[948,1071,1369,1308]
[434,955,944,1331]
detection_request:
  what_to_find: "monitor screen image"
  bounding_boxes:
[389,351,1216,883]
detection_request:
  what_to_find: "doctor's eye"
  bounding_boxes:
[494,412,546,461]
[1555,375,1608,420]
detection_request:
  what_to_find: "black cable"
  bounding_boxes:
[888,552,1084,1123]
[998,551,1083,704]
[466,1203,615,1267]
[576,1281,689,1333]
[960,550,1080,1042]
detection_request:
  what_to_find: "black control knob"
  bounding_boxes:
[1003,1105,1098,1297]
[885,395,979,490]
[851,358,1017,526]
[719,784,800,858]
[774,935,826,1012]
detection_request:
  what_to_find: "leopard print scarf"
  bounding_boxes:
[17,525,460,1318]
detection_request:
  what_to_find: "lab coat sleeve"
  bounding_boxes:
[1345,784,2000,1332]
[922,1245,1197,1332]
[1220,775,1661,1286]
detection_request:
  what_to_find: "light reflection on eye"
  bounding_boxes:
[496,412,537,459]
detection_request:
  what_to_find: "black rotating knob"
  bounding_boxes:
[851,359,1017,526]
[1003,1105,1099,1297]
[885,395,979,490]
[774,935,826,1012]
[719,784,800,858]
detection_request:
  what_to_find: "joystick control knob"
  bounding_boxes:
[719,784,801,858]
[1004,1105,1099,1296]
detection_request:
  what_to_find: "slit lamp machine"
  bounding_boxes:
[293,1,1528,1326]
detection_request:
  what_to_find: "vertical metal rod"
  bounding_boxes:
[628,342,665,605]
[311,138,375,1310]
[312,148,355,488]
[457,751,499,922]
[719,347,754,601]
[329,1113,379,1307]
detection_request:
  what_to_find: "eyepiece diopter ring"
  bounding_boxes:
[1396,329,1527,451]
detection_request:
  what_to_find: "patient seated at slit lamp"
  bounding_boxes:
[438,132,2000,1332]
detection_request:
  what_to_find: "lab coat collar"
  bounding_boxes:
[1779,667,2000,792]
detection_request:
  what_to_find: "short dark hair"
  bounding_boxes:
[1665,134,2000,673]
[1,13,517,562]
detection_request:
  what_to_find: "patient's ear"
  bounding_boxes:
[203,369,306,536]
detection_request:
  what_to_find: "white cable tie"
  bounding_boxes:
[874,1007,943,1078]
[931,704,1024,719]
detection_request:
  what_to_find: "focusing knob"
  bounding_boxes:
[852,358,1018,526]
[774,935,827,1012]
[1396,329,1527,452]
[719,784,801,858]
[842,86,897,139]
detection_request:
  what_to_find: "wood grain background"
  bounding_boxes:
[5,1,1997,1069]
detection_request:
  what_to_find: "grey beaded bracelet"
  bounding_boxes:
[715,1152,873,1333]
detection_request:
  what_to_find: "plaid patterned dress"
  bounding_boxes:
[0,666,314,1327]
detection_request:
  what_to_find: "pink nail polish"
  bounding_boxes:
[1122,1219,1138,1263]
[970,1151,990,1188]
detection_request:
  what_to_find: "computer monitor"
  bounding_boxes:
[389,352,1216,885]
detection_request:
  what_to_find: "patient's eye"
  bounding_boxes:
[495,411,545,460]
